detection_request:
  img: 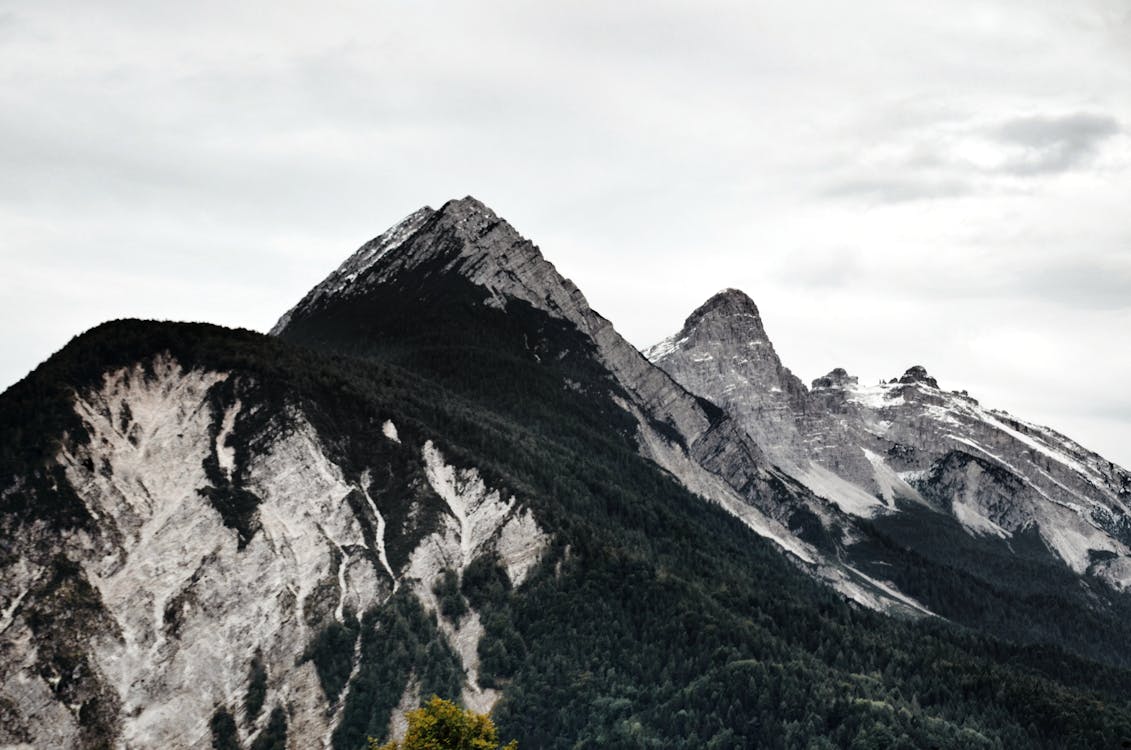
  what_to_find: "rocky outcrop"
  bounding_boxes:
[273,201,801,562]
[646,290,885,516]
[645,289,810,471]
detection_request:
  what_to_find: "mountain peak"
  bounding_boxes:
[645,288,770,363]
[272,194,635,366]
[268,205,435,335]
[897,365,939,389]
[440,194,495,215]
[432,195,501,233]
[686,288,763,327]
[673,288,768,343]
[645,284,810,466]
[812,367,859,390]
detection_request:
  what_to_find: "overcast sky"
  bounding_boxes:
[3,0,1130,466]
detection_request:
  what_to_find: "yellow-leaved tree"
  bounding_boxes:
[369,696,517,750]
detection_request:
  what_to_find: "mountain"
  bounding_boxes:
[645,289,811,472]
[2,197,1131,749]
[649,287,1131,664]
[268,198,936,613]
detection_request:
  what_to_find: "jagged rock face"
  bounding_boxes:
[651,296,1131,591]
[270,199,933,617]
[824,373,1131,586]
[273,203,778,557]
[646,291,883,519]
[0,356,548,749]
[275,197,719,449]
[897,365,938,389]
[645,289,811,471]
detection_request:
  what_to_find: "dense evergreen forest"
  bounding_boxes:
[4,297,1131,747]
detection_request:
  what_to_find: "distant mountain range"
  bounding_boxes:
[2,196,1130,749]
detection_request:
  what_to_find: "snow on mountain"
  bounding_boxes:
[650,288,1131,591]
[269,206,435,336]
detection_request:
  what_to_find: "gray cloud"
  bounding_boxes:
[774,245,1131,312]
[993,112,1121,175]
[776,247,862,288]
[819,110,1123,206]
[1011,254,1131,309]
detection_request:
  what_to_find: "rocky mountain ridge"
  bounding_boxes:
[648,287,1131,591]
[273,198,929,613]
[3,197,1131,749]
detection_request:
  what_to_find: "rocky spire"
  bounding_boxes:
[646,288,810,468]
[897,365,939,389]
[682,288,767,335]
[811,368,859,390]
[669,288,769,343]
[270,195,592,338]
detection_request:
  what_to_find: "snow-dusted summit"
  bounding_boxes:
[650,290,1131,591]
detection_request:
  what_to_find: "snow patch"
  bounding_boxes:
[643,335,688,362]
[846,383,905,410]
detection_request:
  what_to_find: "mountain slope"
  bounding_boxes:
[7,318,1131,749]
